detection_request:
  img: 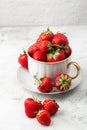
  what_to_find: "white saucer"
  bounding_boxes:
[17,67,83,94]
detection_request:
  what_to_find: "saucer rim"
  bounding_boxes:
[17,66,83,95]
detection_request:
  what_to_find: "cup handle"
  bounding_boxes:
[67,61,80,79]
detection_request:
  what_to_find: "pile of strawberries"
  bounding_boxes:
[18,28,72,69]
[24,97,59,126]
[27,28,71,62]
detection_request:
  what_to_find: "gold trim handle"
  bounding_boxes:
[67,61,80,79]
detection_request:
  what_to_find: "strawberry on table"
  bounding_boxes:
[37,110,51,126]
[24,97,43,118]
[32,50,46,62]
[46,50,65,62]
[18,50,28,69]
[43,99,59,116]
[34,76,52,93]
[52,33,69,46]
[37,28,54,42]
[54,73,72,92]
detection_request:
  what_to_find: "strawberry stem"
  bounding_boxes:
[33,95,41,102]
[20,50,26,56]
[43,28,52,34]
[23,50,26,54]
[47,42,53,52]
[33,75,42,87]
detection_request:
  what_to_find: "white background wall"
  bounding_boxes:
[0,0,87,26]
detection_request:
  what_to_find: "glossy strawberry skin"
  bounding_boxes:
[18,51,28,69]
[52,33,69,46]
[43,99,59,115]
[64,45,72,58]
[27,43,38,56]
[46,50,65,62]
[32,50,46,62]
[39,32,54,41]
[36,40,52,54]
[24,98,43,118]
[54,73,72,91]
[38,77,52,93]
[37,28,54,42]
[37,110,51,126]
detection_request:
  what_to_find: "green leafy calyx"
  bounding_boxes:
[56,74,72,90]
[33,75,42,87]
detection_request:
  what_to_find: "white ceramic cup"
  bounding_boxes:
[28,53,80,82]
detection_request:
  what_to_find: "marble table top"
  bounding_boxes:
[0,26,87,130]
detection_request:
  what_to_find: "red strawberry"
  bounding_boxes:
[27,43,38,56]
[64,45,72,58]
[24,98,43,118]
[52,33,69,46]
[36,40,53,54]
[34,76,52,93]
[32,50,46,62]
[46,50,65,62]
[54,73,72,91]
[37,28,54,42]
[18,50,28,69]
[43,99,59,115]
[37,110,51,126]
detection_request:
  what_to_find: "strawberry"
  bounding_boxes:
[24,97,43,118]
[46,50,65,62]
[36,40,53,54]
[27,43,38,56]
[64,45,72,58]
[52,33,69,46]
[32,50,46,62]
[37,28,54,42]
[54,73,72,91]
[37,110,51,126]
[34,76,52,93]
[43,99,59,115]
[18,50,28,69]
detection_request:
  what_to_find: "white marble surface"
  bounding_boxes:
[0,0,87,26]
[0,26,87,130]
